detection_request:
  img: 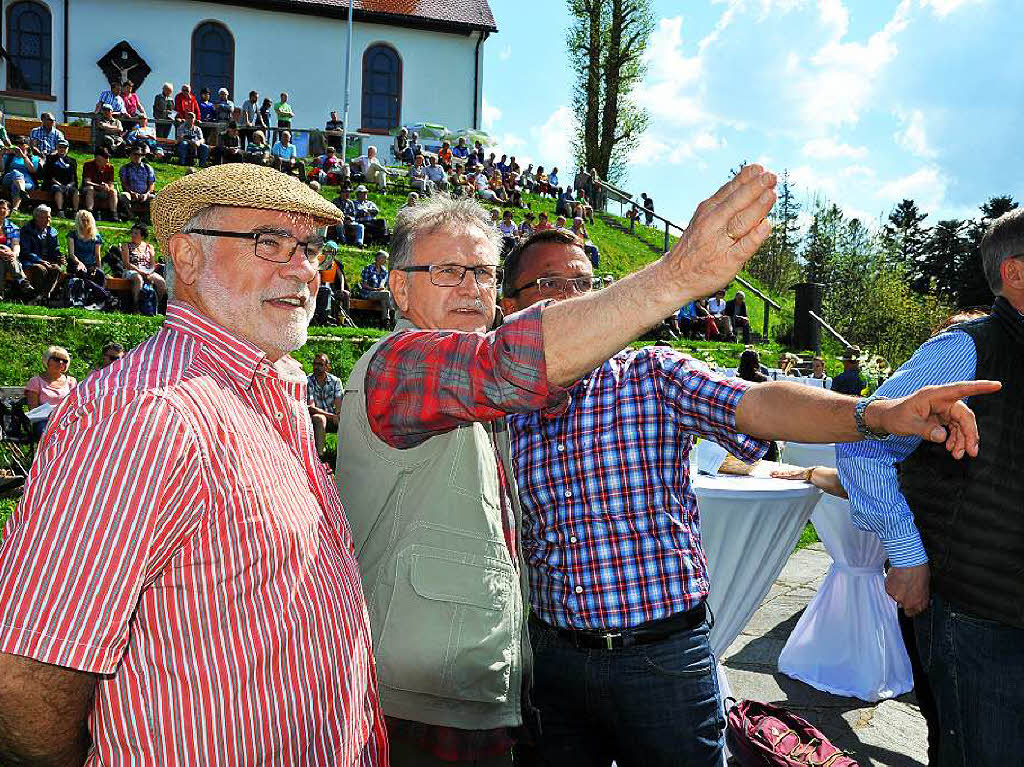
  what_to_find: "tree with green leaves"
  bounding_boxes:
[882,199,928,286]
[957,195,1019,308]
[748,170,801,293]
[566,0,655,183]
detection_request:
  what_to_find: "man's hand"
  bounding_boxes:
[868,380,1002,458]
[654,165,777,304]
[885,564,930,616]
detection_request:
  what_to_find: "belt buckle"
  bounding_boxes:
[602,632,622,650]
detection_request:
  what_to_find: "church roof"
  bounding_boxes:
[217,0,497,33]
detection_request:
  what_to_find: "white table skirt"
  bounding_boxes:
[777,443,913,701]
[694,474,821,705]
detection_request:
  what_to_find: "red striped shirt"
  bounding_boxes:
[0,301,387,765]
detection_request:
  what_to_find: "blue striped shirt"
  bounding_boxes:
[835,330,977,567]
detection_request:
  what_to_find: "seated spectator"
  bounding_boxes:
[518,210,535,238]
[571,217,600,268]
[330,186,364,247]
[496,154,510,175]
[152,82,174,138]
[694,297,719,340]
[352,185,388,243]
[810,356,832,388]
[312,145,347,185]
[214,88,235,122]
[707,288,733,339]
[99,342,124,369]
[119,146,156,216]
[725,290,751,343]
[534,210,552,231]
[452,136,469,160]
[81,146,119,221]
[325,110,344,150]
[535,165,549,195]
[424,155,449,193]
[120,80,143,131]
[555,215,567,229]
[95,104,127,155]
[356,249,390,302]
[96,80,126,117]
[451,164,472,197]
[323,244,351,320]
[307,352,342,459]
[831,348,865,395]
[125,115,162,158]
[351,145,392,192]
[212,120,244,165]
[509,155,521,174]
[244,129,271,165]
[121,223,166,311]
[488,170,508,204]
[670,300,700,339]
[465,152,480,175]
[20,205,64,300]
[25,345,76,435]
[498,209,517,257]
[503,172,524,208]
[29,112,64,156]
[173,84,200,127]
[548,167,560,195]
[2,137,39,214]
[521,163,536,192]
[403,192,419,209]
[271,130,305,178]
[484,152,497,171]
[474,169,496,201]
[574,197,594,224]
[407,133,423,161]
[42,139,78,217]
[393,127,410,163]
[197,87,216,124]
[437,140,453,170]
[778,352,801,377]
[0,198,33,300]
[737,349,768,383]
[175,111,209,167]
[0,111,11,149]
[66,210,105,288]
[408,154,434,196]
[472,140,485,165]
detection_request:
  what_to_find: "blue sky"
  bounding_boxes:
[481,0,1023,230]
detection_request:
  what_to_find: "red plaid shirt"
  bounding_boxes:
[365,306,561,762]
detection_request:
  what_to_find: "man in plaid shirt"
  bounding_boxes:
[498,228,1001,767]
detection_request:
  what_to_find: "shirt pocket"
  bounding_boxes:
[376,544,517,703]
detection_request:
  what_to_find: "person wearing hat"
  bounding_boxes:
[175,111,209,167]
[212,120,244,165]
[353,185,388,243]
[119,145,157,219]
[96,103,126,156]
[29,111,65,156]
[832,347,865,395]
[0,163,387,764]
[41,139,79,217]
[81,146,120,221]
[356,249,392,326]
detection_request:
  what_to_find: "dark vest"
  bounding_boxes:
[898,297,1024,628]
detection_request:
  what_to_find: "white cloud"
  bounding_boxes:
[498,44,512,61]
[482,95,502,132]
[919,0,985,17]
[801,137,868,159]
[894,108,935,159]
[876,165,949,212]
[529,105,575,173]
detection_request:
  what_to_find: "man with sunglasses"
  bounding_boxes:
[498,228,1002,767]
[335,168,787,766]
[0,164,387,765]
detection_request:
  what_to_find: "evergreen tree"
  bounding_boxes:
[956,195,1019,307]
[882,199,928,288]
[747,170,801,293]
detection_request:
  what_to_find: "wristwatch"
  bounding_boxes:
[855,394,892,441]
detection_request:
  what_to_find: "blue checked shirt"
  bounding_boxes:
[836,330,977,568]
[509,347,770,630]
[360,263,388,290]
[119,161,155,194]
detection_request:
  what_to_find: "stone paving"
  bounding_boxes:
[722,543,928,767]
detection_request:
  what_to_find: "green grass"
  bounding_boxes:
[795,522,820,551]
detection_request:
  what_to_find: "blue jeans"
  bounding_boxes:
[177,141,209,166]
[913,593,1024,767]
[524,613,724,767]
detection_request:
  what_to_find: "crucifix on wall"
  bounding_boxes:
[96,41,151,88]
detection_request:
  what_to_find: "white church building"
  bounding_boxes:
[0,0,497,134]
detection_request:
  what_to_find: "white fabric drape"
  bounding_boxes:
[777,443,913,701]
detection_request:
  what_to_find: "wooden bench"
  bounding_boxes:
[348,297,390,328]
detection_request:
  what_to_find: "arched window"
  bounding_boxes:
[190,21,234,97]
[361,44,401,133]
[6,1,52,95]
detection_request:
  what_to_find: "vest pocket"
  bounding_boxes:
[377,544,516,703]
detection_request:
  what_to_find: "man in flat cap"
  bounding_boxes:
[0,164,387,765]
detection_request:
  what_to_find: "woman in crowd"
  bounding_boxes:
[737,349,768,383]
[2,137,39,213]
[121,224,166,309]
[24,345,77,436]
[66,210,106,290]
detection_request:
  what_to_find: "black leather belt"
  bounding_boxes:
[531,602,707,650]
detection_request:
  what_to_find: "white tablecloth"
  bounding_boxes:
[695,473,821,703]
[776,443,913,701]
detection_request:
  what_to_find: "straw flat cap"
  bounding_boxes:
[152,163,343,250]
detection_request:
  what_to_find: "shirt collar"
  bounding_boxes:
[164,301,271,389]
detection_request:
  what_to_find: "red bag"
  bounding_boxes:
[726,699,859,767]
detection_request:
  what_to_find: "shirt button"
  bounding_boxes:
[275,412,283,420]
[564,489,572,498]
[557,444,565,452]
[569,536,578,544]
[574,586,583,594]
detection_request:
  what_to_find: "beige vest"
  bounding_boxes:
[336,324,532,730]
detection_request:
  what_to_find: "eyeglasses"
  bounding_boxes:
[398,264,503,289]
[506,276,600,298]
[186,229,329,269]
[49,357,70,364]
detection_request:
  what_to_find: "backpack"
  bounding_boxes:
[312,284,335,326]
[137,282,158,316]
[726,699,859,767]
[64,277,88,308]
